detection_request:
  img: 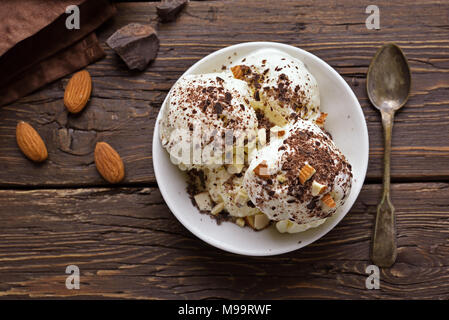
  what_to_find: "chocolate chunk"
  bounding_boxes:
[106,23,159,71]
[225,92,233,102]
[157,0,188,23]
[307,198,317,210]
[213,102,223,115]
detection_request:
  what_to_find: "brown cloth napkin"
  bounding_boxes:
[0,0,116,106]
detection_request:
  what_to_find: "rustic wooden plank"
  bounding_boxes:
[0,0,448,187]
[0,182,448,299]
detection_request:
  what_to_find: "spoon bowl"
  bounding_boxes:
[367,43,411,112]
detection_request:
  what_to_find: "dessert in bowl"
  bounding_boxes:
[153,42,368,256]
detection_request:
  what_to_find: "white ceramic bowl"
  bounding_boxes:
[152,42,368,256]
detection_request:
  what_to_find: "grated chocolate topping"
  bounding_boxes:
[247,120,353,223]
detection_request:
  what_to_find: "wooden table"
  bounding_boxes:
[1,0,448,299]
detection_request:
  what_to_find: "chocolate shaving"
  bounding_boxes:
[213,102,223,115]
[225,92,233,102]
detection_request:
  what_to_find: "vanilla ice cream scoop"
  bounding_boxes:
[159,73,258,171]
[231,48,321,126]
[243,119,352,225]
[205,167,260,217]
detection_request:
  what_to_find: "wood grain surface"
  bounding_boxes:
[0,0,448,299]
[0,183,448,299]
[0,0,448,187]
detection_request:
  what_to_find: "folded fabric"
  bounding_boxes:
[0,33,104,106]
[0,0,116,106]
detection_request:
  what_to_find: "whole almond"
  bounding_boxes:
[64,70,92,113]
[16,121,48,162]
[94,142,125,183]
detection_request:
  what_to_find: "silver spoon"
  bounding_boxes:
[366,43,411,267]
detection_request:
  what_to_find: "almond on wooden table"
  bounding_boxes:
[16,121,48,162]
[64,70,92,113]
[94,142,125,184]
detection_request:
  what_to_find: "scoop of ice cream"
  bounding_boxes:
[231,48,321,126]
[205,167,260,217]
[159,73,258,170]
[243,118,352,225]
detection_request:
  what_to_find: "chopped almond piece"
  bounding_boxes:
[227,163,244,174]
[235,188,249,206]
[299,164,316,184]
[194,192,213,211]
[257,128,267,147]
[253,160,270,179]
[315,112,328,127]
[231,65,244,79]
[277,174,287,183]
[275,220,289,233]
[245,215,256,229]
[254,214,270,230]
[211,202,225,215]
[311,180,327,196]
[245,213,270,230]
[236,218,246,227]
[321,193,336,208]
[270,126,286,138]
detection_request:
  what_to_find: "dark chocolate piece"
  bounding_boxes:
[213,102,223,115]
[157,0,188,23]
[106,23,159,71]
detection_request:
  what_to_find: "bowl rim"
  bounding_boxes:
[152,41,369,256]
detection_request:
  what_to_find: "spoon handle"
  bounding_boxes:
[371,110,397,267]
